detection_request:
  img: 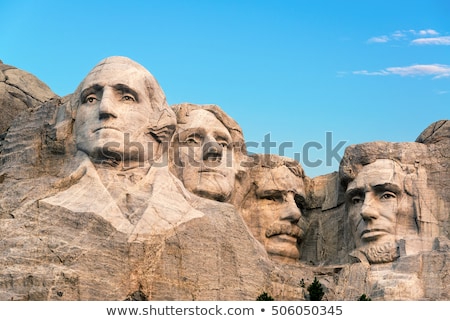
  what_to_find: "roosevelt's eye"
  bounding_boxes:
[380,192,396,200]
[261,192,283,203]
[121,94,136,102]
[295,195,306,210]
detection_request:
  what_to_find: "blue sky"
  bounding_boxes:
[1,0,449,178]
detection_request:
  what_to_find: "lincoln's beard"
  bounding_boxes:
[360,241,399,264]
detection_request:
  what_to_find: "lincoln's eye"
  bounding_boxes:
[121,94,136,102]
[351,196,363,205]
[380,192,396,200]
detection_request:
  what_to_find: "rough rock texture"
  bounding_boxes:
[0,58,449,301]
[0,60,56,135]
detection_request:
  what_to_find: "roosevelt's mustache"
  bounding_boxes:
[265,218,308,240]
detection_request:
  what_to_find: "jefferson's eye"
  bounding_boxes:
[218,141,228,148]
[380,192,396,200]
[121,94,135,102]
[184,134,202,146]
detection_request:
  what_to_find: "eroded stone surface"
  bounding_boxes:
[0,61,56,135]
[0,57,448,300]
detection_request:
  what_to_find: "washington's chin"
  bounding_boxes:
[265,235,301,262]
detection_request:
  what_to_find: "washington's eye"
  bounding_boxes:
[380,192,396,200]
[85,95,98,104]
[351,196,363,205]
[121,94,135,102]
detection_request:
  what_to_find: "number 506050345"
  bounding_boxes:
[271,305,343,316]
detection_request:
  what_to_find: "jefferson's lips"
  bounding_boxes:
[198,168,226,176]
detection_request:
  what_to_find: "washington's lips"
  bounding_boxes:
[265,221,305,240]
[93,126,121,133]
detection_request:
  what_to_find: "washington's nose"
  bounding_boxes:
[202,138,223,161]
[279,193,302,222]
[99,89,118,120]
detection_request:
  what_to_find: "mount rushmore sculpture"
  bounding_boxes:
[0,56,449,300]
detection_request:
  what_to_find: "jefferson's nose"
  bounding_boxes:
[202,138,223,160]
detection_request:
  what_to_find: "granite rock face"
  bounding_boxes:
[0,60,56,135]
[0,57,449,301]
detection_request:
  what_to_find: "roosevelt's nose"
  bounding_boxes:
[279,192,302,223]
[99,88,118,120]
[202,137,223,160]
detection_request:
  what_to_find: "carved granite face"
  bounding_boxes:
[240,165,306,262]
[73,59,160,164]
[345,159,416,250]
[175,109,236,202]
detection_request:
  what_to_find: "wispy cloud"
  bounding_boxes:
[353,64,450,78]
[367,35,389,43]
[411,36,450,45]
[417,29,439,36]
[367,29,450,46]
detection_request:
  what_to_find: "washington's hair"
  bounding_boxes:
[69,56,176,135]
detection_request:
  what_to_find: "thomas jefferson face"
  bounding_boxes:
[240,165,307,262]
[175,109,236,202]
[74,61,158,163]
[345,159,416,248]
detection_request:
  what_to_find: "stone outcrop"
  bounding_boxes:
[0,57,448,301]
[0,60,56,135]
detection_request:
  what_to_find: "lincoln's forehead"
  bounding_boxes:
[347,159,404,191]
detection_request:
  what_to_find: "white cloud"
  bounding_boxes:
[367,29,447,45]
[353,64,450,78]
[367,35,389,43]
[418,29,439,36]
[411,36,450,45]
[353,70,389,76]
[391,30,407,39]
